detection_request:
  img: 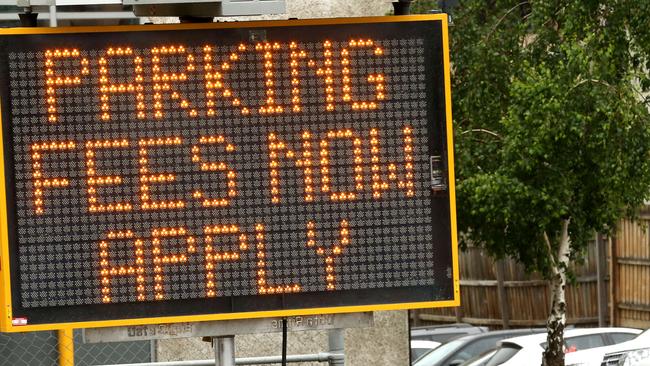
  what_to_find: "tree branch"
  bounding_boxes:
[543,231,557,267]
[544,219,572,276]
[460,128,502,139]
[569,78,616,93]
[558,219,571,267]
[485,1,530,42]
[568,78,647,102]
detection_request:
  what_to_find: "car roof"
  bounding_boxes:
[450,328,545,344]
[411,324,490,343]
[498,327,642,348]
[412,323,481,330]
[411,323,488,335]
[600,329,650,355]
[411,340,441,348]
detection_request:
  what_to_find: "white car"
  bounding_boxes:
[562,329,650,365]
[460,349,497,366]
[412,340,442,363]
[597,329,650,366]
[485,327,641,366]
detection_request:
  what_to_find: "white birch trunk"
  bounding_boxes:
[542,219,571,366]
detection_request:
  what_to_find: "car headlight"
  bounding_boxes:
[620,348,650,366]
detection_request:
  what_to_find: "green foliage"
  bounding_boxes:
[450,1,650,276]
[409,0,440,14]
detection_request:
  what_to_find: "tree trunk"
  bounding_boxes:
[542,219,571,366]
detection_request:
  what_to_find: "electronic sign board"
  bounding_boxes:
[0,15,458,332]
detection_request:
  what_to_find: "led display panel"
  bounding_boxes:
[0,15,458,331]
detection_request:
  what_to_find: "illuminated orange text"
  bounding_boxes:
[203,224,248,297]
[255,223,301,294]
[99,230,145,303]
[320,129,364,201]
[256,42,284,115]
[151,45,197,118]
[370,126,415,198]
[98,47,144,121]
[85,139,133,212]
[343,39,385,110]
[138,137,186,210]
[44,41,389,120]
[191,135,237,207]
[151,227,196,300]
[31,141,76,214]
[268,131,314,203]
[44,48,89,123]
[306,219,351,290]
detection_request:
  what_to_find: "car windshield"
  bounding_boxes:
[484,344,522,366]
[412,348,431,363]
[414,339,466,365]
[461,349,497,366]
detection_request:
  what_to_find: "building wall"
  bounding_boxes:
[286,0,393,18]
[156,1,409,365]
[157,311,409,365]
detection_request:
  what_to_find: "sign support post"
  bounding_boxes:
[58,328,74,366]
[213,335,235,366]
[327,329,345,366]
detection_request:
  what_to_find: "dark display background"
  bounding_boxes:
[0,20,455,325]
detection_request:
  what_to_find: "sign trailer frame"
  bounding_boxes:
[0,14,458,332]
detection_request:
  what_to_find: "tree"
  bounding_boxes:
[443,1,650,366]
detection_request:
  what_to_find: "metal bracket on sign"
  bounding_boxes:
[430,155,447,192]
[249,29,267,42]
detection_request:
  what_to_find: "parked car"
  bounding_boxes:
[459,349,497,366]
[591,329,650,366]
[487,327,642,366]
[563,329,650,366]
[413,328,544,366]
[411,323,489,344]
[412,340,442,362]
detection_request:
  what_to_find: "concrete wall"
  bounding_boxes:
[286,0,393,18]
[157,311,409,365]
[146,0,393,22]
[155,1,409,365]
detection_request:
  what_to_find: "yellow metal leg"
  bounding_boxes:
[58,328,74,366]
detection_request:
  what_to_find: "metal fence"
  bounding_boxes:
[0,329,153,366]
